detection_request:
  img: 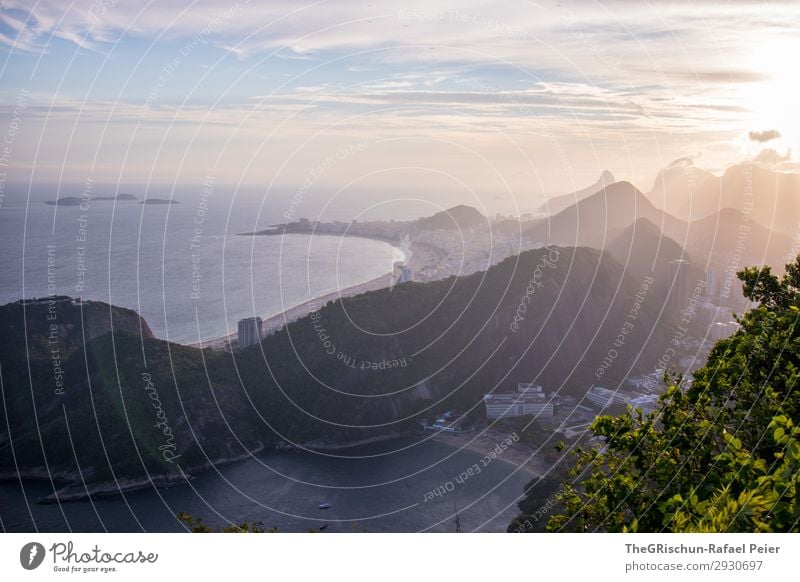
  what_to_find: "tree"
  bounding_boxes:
[177,512,274,533]
[536,257,800,532]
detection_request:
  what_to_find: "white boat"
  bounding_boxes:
[318,502,331,510]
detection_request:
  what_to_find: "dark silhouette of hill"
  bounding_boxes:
[526,177,794,279]
[607,218,699,284]
[0,297,152,360]
[683,208,795,274]
[0,247,678,499]
[525,181,687,247]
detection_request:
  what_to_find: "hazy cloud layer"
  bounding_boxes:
[0,0,798,206]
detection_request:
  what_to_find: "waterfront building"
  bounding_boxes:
[398,265,414,284]
[585,385,629,409]
[237,316,263,348]
[484,383,554,420]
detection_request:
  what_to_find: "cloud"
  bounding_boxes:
[663,69,768,84]
[752,147,795,168]
[750,148,800,172]
[748,129,782,143]
[665,155,698,168]
[1,1,797,197]
[2,0,798,84]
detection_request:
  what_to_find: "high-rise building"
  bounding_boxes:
[394,263,414,284]
[705,267,718,297]
[669,259,691,311]
[237,316,263,348]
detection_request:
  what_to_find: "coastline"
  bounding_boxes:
[4,429,542,503]
[301,431,416,452]
[190,235,437,351]
[2,234,451,504]
[429,429,545,478]
[190,270,397,350]
[5,442,270,504]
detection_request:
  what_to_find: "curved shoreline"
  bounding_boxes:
[6,430,541,504]
[3,430,535,504]
[190,235,416,350]
[430,429,544,477]
[189,270,398,350]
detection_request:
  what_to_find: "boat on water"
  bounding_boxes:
[318,502,331,510]
[319,524,328,531]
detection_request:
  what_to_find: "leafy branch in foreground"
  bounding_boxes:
[540,257,800,533]
[177,512,275,533]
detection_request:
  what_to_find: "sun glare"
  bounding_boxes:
[741,40,800,148]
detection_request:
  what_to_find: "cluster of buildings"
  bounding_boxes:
[275,214,536,285]
[481,381,662,427]
[668,259,743,344]
[423,410,473,433]
[412,226,523,280]
[283,217,409,241]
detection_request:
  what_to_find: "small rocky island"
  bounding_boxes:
[45,196,83,206]
[140,198,179,205]
[92,193,138,201]
[46,193,139,205]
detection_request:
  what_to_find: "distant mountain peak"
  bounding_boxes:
[537,170,617,215]
[444,204,482,215]
[413,204,485,231]
[599,170,615,184]
[601,180,642,196]
[627,216,662,232]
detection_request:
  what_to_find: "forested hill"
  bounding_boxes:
[0,246,679,498]
[511,258,800,533]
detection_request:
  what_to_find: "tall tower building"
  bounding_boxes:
[399,266,414,284]
[237,316,263,348]
[705,267,718,298]
[669,259,691,312]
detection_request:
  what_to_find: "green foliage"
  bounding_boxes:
[543,256,800,532]
[177,512,275,533]
[3,247,677,490]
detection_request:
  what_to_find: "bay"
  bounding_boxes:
[0,438,530,533]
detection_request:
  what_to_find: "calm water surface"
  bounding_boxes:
[0,438,530,533]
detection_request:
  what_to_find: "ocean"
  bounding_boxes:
[0,192,529,534]
[0,197,405,344]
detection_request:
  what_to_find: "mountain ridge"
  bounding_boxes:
[0,246,678,500]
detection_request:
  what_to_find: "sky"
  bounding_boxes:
[0,0,798,214]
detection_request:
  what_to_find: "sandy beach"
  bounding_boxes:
[430,428,547,478]
[190,271,396,350]
[190,239,438,350]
